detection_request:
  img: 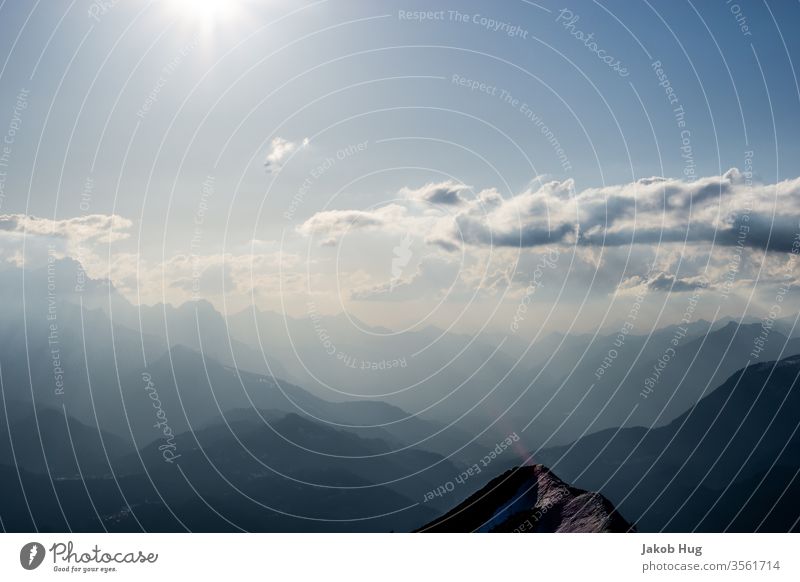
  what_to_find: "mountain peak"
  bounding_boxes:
[416,464,634,533]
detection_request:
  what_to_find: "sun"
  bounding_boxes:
[164,0,244,33]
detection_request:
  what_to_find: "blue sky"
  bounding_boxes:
[1,0,799,331]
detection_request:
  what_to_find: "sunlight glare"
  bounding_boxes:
[165,0,244,33]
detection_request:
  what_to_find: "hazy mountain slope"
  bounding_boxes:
[120,410,462,511]
[536,355,800,531]
[0,402,133,477]
[517,321,800,445]
[226,306,543,438]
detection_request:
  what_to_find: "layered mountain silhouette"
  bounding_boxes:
[0,402,133,477]
[417,464,633,532]
[0,404,449,532]
[536,354,800,532]
[2,258,799,532]
[515,320,800,446]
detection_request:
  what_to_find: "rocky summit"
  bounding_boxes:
[417,464,635,533]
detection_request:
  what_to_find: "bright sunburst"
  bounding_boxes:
[164,0,244,33]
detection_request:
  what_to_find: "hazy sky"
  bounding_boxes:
[1,0,799,334]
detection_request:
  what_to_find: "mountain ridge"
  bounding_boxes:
[417,464,634,533]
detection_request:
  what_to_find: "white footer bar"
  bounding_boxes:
[1,533,796,580]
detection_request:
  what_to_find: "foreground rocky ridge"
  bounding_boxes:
[417,464,635,532]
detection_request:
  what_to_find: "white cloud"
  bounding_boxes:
[292,171,800,306]
[0,213,132,244]
[0,213,133,273]
[264,136,309,173]
[295,204,412,245]
[299,169,800,254]
[350,255,460,302]
[401,180,470,206]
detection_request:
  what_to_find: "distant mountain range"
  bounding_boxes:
[2,258,799,531]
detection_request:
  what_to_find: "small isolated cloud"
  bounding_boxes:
[646,272,708,292]
[616,269,709,296]
[402,180,469,206]
[264,136,309,173]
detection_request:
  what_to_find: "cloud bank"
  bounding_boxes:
[298,169,800,254]
[0,213,132,244]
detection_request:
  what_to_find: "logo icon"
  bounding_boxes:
[20,542,45,570]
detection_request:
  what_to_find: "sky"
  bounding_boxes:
[1,0,799,335]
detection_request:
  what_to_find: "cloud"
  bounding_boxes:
[0,213,133,272]
[293,172,800,307]
[401,180,469,206]
[170,262,234,295]
[350,255,460,301]
[108,248,306,306]
[264,136,309,173]
[299,169,800,254]
[296,204,411,245]
[0,213,132,244]
[646,272,708,292]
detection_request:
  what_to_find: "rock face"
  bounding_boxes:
[416,464,635,532]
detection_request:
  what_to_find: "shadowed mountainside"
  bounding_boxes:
[536,354,800,532]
